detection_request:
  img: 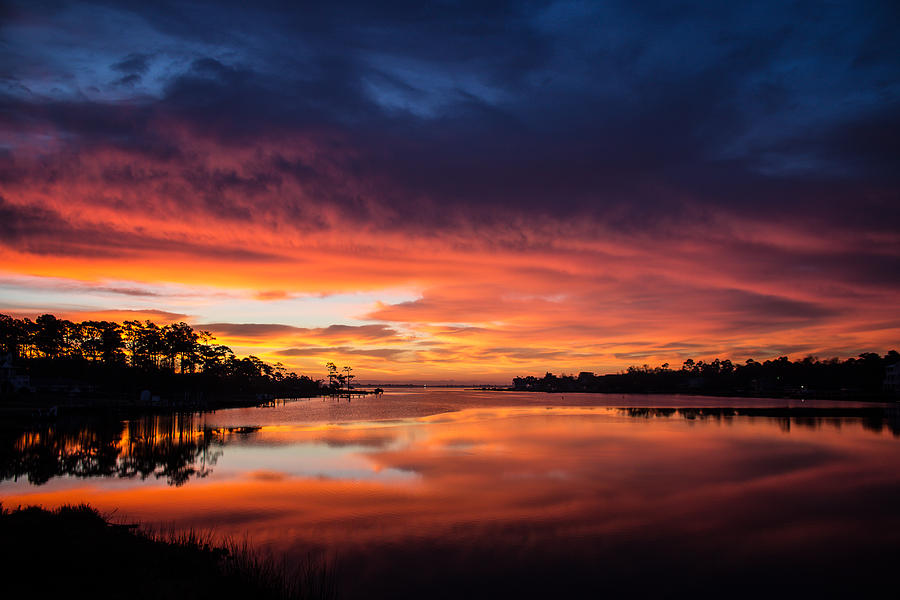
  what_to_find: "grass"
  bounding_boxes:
[0,503,336,600]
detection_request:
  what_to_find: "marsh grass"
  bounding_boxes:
[0,503,337,600]
[147,524,338,600]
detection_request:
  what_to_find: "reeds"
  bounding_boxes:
[0,503,337,600]
[148,526,337,600]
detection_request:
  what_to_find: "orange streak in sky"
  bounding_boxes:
[2,132,898,380]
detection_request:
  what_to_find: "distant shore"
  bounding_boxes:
[482,386,898,402]
[0,388,390,433]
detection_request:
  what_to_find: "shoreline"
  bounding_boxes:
[483,386,898,403]
[0,388,384,428]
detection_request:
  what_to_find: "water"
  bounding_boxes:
[2,390,899,598]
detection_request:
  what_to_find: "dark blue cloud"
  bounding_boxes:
[111,53,151,75]
[1,0,898,231]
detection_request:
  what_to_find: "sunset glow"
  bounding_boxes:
[2,2,898,382]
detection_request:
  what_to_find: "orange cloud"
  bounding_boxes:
[1,126,898,382]
[1,307,190,324]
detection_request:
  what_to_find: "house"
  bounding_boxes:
[885,362,900,393]
[0,353,33,394]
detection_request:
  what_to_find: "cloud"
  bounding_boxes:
[254,290,290,301]
[111,53,151,75]
[114,73,142,87]
[1,308,190,323]
[201,323,305,337]
[200,323,403,342]
[94,308,190,321]
[275,346,409,360]
[0,0,898,380]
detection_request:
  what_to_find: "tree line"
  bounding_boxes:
[0,313,323,398]
[512,351,900,398]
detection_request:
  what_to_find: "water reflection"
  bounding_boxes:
[2,398,900,598]
[617,405,900,435]
[0,415,261,486]
[3,405,898,489]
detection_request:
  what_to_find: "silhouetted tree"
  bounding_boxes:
[513,351,899,397]
[35,314,66,358]
[0,313,325,400]
[342,366,354,392]
[325,362,338,389]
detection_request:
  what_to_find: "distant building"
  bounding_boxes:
[0,354,32,394]
[885,363,900,393]
[577,371,596,385]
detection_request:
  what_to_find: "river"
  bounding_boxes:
[2,389,898,598]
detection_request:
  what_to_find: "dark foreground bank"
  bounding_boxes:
[0,505,335,600]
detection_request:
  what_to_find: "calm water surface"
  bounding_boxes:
[3,390,899,598]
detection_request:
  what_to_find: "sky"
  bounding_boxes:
[1,0,898,383]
